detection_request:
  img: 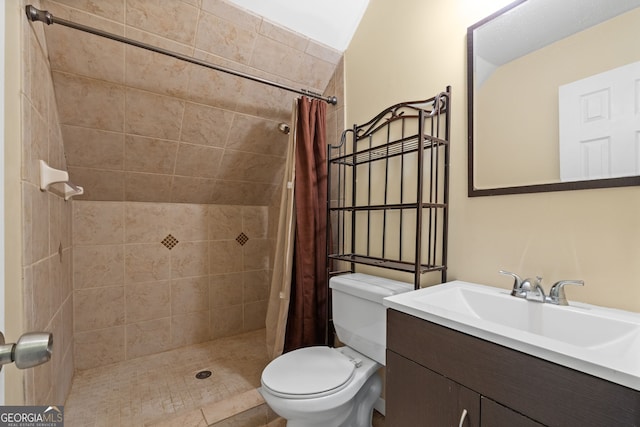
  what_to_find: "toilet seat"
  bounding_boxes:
[261,347,356,399]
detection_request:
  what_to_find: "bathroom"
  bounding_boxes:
[2,0,640,425]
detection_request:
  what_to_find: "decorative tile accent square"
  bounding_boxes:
[161,234,179,250]
[236,232,249,246]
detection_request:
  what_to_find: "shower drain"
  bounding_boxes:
[195,370,212,379]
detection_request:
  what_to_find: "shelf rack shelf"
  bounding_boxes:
[327,87,451,289]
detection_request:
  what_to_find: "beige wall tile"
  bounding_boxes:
[46,13,125,84]
[210,305,242,339]
[180,102,233,148]
[231,77,292,123]
[305,40,342,65]
[33,259,53,331]
[28,29,50,120]
[74,326,125,370]
[126,318,172,359]
[22,184,33,266]
[210,273,243,308]
[184,52,243,111]
[74,286,125,331]
[171,241,209,278]
[126,0,199,45]
[47,0,126,23]
[125,46,191,97]
[125,202,169,243]
[72,245,124,289]
[32,350,52,405]
[210,181,278,206]
[242,206,268,239]
[249,36,304,83]
[217,150,284,183]
[243,270,269,303]
[125,281,170,322]
[61,296,74,357]
[169,176,215,204]
[195,12,256,65]
[71,201,271,364]
[259,19,308,51]
[201,0,261,32]
[49,253,64,311]
[168,203,209,242]
[172,276,209,314]
[73,201,124,245]
[210,240,243,274]
[225,114,289,157]
[171,311,210,347]
[125,89,184,140]
[209,205,242,240]
[243,239,270,271]
[124,172,173,203]
[67,167,125,201]
[53,71,124,132]
[243,300,267,332]
[124,243,171,283]
[23,266,34,331]
[62,125,124,170]
[32,176,50,263]
[174,143,224,179]
[124,135,178,174]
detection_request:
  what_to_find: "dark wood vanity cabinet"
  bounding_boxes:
[386,309,640,427]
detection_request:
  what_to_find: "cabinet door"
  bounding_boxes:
[387,351,480,427]
[481,397,545,427]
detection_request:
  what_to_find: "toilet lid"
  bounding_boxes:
[262,347,355,397]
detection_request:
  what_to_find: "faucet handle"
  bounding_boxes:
[548,280,584,306]
[499,270,524,296]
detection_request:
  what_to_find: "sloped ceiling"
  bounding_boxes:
[39,0,343,205]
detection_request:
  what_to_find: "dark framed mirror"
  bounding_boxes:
[467,0,640,196]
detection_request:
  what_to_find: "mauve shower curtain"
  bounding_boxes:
[285,97,328,351]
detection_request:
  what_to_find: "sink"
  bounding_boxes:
[383,280,640,391]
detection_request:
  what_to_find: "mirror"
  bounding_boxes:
[468,0,640,196]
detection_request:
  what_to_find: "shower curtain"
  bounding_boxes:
[265,97,328,359]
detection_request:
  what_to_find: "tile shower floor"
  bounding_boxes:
[64,329,270,426]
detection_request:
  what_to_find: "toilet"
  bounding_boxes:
[259,273,413,427]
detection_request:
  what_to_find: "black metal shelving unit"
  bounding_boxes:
[327,87,451,290]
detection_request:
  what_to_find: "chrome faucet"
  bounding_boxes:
[499,270,526,298]
[499,271,584,306]
[546,280,584,305]
[521,276,546,303]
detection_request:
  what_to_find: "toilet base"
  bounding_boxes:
[280,372,382,427]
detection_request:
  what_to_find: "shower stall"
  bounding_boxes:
[12,0,343,424]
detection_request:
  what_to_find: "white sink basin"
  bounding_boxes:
[383,281,640,391]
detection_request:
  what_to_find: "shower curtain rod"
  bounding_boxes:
[25,5,338,105]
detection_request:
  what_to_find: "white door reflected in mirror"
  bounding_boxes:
[559,61,640,182]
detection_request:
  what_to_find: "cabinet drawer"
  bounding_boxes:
[387,309,640,426]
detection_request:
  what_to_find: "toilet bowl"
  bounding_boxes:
[259,273,412,427]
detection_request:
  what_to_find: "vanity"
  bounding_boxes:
[383,281,640,426]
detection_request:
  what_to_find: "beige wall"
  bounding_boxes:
[8,0,75,405]
[72,201,271,370]
[5,0,25,406]
[345,0,640,313]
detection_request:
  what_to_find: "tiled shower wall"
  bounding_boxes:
[72,201,271,370]
[21,0,74,406]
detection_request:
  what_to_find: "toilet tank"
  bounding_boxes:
[330,273,413,365]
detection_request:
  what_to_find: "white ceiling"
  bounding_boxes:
[225,0,370,51]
